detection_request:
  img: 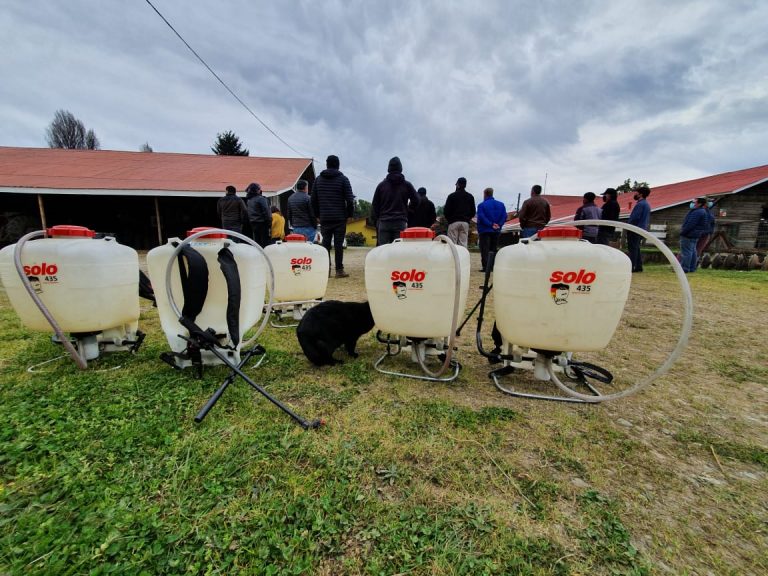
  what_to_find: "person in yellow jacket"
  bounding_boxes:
[270,206,286,244]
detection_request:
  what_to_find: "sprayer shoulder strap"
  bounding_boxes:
[217,246,241,347]
[176,244,208,322]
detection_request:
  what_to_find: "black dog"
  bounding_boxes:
[296,301,375,366]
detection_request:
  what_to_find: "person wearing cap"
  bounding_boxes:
[217,185,247,235]
[245,182,271,247]
[574,192,602,243]
[518,184,550,238]
[371,156,420,245]
[407,187,436,229]
[626,185,652,272]
[287,179,317,242]
[696,198,716,259]
[311,155,355,277]
[476,187,507,271]
[597,188,620,245]
[444,177,476,248]
[680,197,710,273]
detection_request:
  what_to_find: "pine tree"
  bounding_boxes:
[211,131,249,156]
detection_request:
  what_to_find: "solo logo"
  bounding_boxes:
[390,269,426,282]
[23,262,59,276]
[290,257,313,265]
[549,269,596,284]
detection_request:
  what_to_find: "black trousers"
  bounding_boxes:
[479,232,500,271]
[321,220,347,271]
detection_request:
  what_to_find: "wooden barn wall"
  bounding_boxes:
[650,181,768,249]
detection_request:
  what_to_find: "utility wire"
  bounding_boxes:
[144,0,306,158]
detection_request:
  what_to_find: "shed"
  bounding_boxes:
[0,147,315,249]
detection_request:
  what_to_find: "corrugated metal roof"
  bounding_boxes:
[0,147,313,197]
[503,164,768,230]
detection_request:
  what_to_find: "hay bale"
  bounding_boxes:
[747,254,761,270]
[701,253,711,268]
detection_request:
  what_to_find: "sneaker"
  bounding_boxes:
[335,270,349,278]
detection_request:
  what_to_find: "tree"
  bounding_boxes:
[353,199,372,219]
[616,178,649,193]
[211,131,249,156]
[46,109,100,150]
[140,142,153,152]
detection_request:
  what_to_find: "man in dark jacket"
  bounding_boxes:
[245,182,271,247]
[627,185,652,272]
[311,155,355,277]
[518,184,550,238]
[408,187,436,229]
[443,177,476,248]
[680,197,710,273]
[217,185,247,234]
[287,179,316,242]
[574,192,601,243]
[597,188,620,245]
[371,156,420,245]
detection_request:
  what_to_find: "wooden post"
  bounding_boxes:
[37,194,48,230]
[154,196,163,246]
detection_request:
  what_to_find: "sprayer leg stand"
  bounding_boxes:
[374,339,461,383]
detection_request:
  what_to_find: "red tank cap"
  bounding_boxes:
[537,226,582,239]
[47,225,95,238]
[400,227,434,240]
[186,227,227,239]
[285,233,307,242]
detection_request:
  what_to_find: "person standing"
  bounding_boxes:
[597,188,620,245]
[680,197,710,273]
[443,177,476,248]
[270,206,286,244]
[574,192,602,243]
[476,187,507,271]
[408,187,436,229]
[371,156,420,245]
[627,185,652,272]
[245,182,271,247]
[287,179,317,242]
[217,185,247,235]
[311,155,355,277]
[518,184,550,238]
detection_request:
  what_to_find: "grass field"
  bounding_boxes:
[1,248,766,575]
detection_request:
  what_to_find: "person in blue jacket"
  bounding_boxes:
[627,185,652,272]
[680,197,710,273]
[476,187,508,272]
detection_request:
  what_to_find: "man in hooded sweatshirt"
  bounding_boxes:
[371,156,420,245]
[311,155,355,277]
[444,177,476,248]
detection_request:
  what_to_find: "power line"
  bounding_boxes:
[144,0,306,158]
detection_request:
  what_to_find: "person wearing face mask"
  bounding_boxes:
[680,197,710,273]
[696,199,716,259]
[626,185,652,272]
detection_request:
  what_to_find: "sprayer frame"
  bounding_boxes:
[477,220,694,403]
[163,228,322,429]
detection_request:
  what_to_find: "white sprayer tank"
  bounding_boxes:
[0,225,140,334]
[263,233,329,302]
[365,228,470,338]
[493,226,631,352]
[147,228,267,359]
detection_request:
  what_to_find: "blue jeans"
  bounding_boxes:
[293,226,317,243]
[377,220,407,245]
[680,236,699,272]
[521,227,539,238]
[627,232,643,272]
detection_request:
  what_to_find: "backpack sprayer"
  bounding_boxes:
[474,220,693,402]
[148,227,323,429]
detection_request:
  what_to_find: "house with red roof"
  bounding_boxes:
[502,164,768,250]
[0,147,315,248]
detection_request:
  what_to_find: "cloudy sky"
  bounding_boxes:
[2,0,767,206]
